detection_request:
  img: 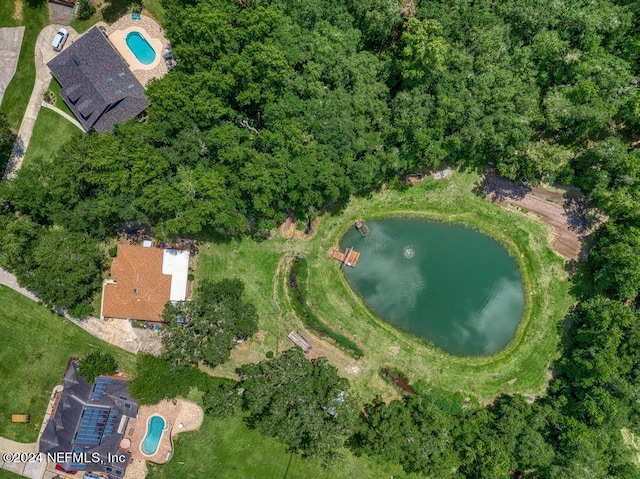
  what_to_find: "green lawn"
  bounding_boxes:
[23,107,80,167]
[0,469,23,479]
[0,0,19,26]
[143,0,165,25]
[197,172,573,402]
[147,415,415,479]
[46,78,73,117]
[0,286,135,443]
[0,1,48,129]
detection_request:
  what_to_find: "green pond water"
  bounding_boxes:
[339,218,525,356]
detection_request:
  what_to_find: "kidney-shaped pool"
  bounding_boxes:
[339,218,525,356]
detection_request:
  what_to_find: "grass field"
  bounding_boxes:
[0,469,23,479]
[0,286,135,443]
[197,172,573,402]
[0,0,48,129]
[0,0,19,27]
[71,0,166,32]
[147,415,415,479]
[23,107,79,166]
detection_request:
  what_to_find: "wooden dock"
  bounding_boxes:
[329,247,360,267]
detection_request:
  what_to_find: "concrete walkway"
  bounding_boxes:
[3,24,79,179]
[0,267,38,301]
[0,436,45,479]
[41,101,84,131]
[0,27,25,105]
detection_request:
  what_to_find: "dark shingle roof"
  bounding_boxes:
[47,27,149,133]
[39,360,138,477]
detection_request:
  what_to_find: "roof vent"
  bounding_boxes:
[118,72,125,77]
[133,288,138,294]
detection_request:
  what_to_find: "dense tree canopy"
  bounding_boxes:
[161,278,258,368]
[0,112,13,172]
[0,0,639,475]
[78,351,118,383]
[238,348,355,463]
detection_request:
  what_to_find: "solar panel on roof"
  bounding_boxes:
[103,409,119,437]
[70,447,88,469]
[91,377,114,401]
[75,407,110,445]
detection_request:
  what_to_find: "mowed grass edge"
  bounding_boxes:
[198,171,573,402]
[0,286,135,443]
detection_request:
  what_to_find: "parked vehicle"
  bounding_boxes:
[52,28,69,52]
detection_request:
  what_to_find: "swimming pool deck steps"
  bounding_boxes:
[329,247,360,267]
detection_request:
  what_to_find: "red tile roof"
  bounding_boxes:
[101,244,171,322]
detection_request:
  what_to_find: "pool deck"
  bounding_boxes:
[123,399,204,479]
[106,14,170,86]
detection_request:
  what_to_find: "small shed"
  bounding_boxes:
[287,331,312,353]
[11,414,30,423]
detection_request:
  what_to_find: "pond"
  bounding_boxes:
[339,218,525,356]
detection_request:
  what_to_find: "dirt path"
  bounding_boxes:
[483,172,593,260]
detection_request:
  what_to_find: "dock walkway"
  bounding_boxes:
[329,247,360,267]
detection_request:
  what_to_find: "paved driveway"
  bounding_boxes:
[4,24,79,179]
[0,27,25,105]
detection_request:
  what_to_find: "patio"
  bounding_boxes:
[123,399,204,479]
[105,14,172,86]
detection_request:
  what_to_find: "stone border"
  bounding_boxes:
[105,14,171,86]
[108,27,163,72]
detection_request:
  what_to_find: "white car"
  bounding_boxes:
[52,28,69,52]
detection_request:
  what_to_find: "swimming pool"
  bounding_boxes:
[141,415,165,456]
[125,31,156,65]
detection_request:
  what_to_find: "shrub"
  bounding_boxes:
[288,257,363,358]
[78,351,118,383]
[77,0,96,21]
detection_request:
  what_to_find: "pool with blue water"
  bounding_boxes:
[126,31,156,65]
[141,415,165,455]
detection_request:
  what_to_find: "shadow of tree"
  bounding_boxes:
[3,135,24,179]
[25,0,47,8]
[101,0,142,24]
[474,168,531,202]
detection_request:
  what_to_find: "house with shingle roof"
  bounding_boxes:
[47,26,149,133]
[39,359,138,477]
[101,243,190,323]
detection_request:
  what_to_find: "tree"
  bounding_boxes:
[400,18,448,83]
[0,112,13,173]
[130,354,229,405]
[203,381,241,419]
[351,393,460,476]
[78,351,118,383]
[238,348,355,463]
[161,278,258,368]
[17,228,103,315]
[76,0,96,21]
